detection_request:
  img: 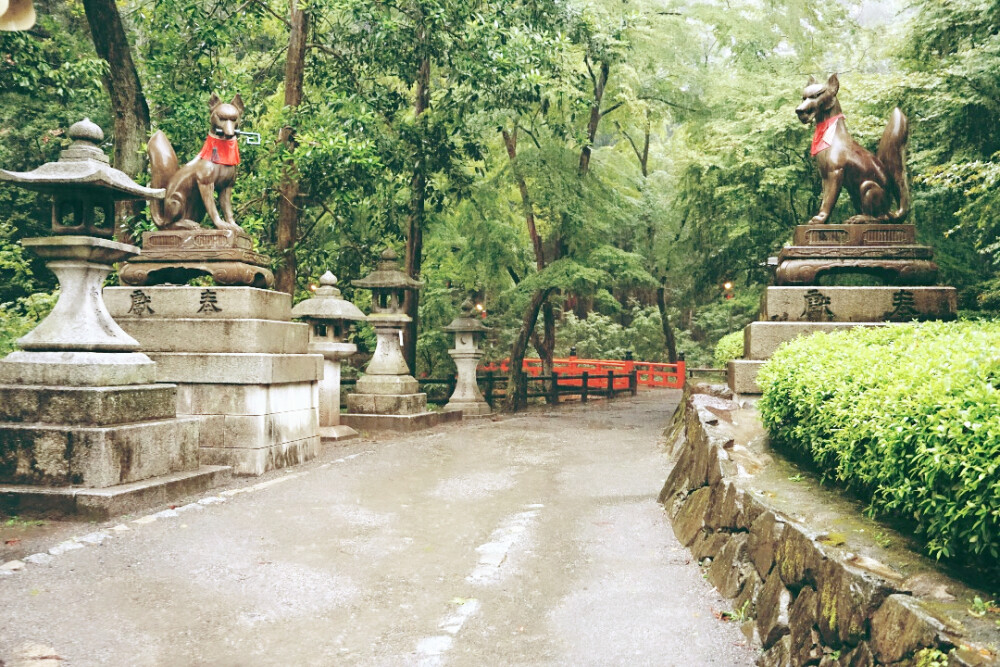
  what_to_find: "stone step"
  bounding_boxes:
[762,286,956,323]
[727,360,764,395]
[0,383,177,426]
[115,318,308,354]
[0,417,200,488]
[0,465,231,520]
[340,410,462,434]
[147,353,322,385]
[744,321,890,360]
[105,286,292,321]
[346,392,429,416]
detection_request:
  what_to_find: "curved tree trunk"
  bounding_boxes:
[657,284,678,363]
[82,0,150,244]
[502,287,553,413]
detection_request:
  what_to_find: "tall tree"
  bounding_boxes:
[82,0,151,242]
[274,1,309,295]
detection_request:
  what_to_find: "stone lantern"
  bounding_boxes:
[0,118,162,356]
[0,119,226,516]
[443,299,491,416]
[342,247,458,431]
[291,271,365,442]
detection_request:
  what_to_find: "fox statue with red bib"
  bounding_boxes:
[147,93,244,232]
[796,74,909,225]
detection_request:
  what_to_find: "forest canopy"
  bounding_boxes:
[1,0,997,389]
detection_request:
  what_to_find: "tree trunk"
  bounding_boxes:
[82,0,151,244]
[502,288,553,413]
[502,127,544,271]
[274,1,309,295]
[402,52,431,375]
[656,285,678,363]
[579,59,609,177]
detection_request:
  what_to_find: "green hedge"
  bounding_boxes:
[713,330,745,368]
[757,321,1000,569]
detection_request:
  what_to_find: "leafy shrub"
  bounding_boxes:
[0,291,58,356]
[758,321,1000,572]
[713,331,744,368]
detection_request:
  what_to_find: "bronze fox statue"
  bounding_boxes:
[147,93,244,231]
[796,74,909,225]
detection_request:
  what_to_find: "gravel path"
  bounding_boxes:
[0,391,759,666]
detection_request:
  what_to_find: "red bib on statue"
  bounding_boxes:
[811,114,844,156]
[197,135,240,166]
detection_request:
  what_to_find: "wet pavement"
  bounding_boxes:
[0,391,759,666]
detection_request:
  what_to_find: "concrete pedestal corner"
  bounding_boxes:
[106,285,324,476]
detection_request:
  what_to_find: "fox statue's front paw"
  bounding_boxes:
[809,214,828,224]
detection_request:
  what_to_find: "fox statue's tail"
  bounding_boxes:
[877,107,910,223]
[147,130,179,228]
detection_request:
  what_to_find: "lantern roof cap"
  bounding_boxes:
[0,118,164,201]
[444,299,490,333]
[352,247,423,290]
[291,271,366,322]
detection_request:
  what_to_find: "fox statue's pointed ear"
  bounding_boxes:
[208,92,222,109]
[231,94,244,114]
[807,75,817,85]
[827,73,839,95]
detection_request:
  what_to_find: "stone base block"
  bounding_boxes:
[105,286,291,321]
[0,351,156,387]
[444,400,491,417]
[346,392,428,416]
[340,410,462,434]
[176,382,317,416]
[114,318,308,354]
[0,417,200,488]
[148,353,322,385]
[319,425,359,443]
[0,465,231,520]
[792,223,916,246]
[762,286,957,323]
[354,374,420,396]
[0,383,177,426]
[727,360,765,395]
[744,322,890,360]
[776,257,938,287]
[118,260,274,289]
[197,436,320,477]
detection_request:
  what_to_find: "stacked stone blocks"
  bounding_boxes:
[105,286,323,476]
[660,387,995,666]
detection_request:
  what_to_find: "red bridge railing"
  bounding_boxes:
[480,356,685,391]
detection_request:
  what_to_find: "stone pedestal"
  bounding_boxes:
[106,286,322,475]
[342,317,457,432]
[729,224,958,395]
[0,238,229,518]
[119,229,274,288]
[775,224,938,286]
[444,349,491,417]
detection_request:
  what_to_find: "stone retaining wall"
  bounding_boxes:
[659,385,997,667]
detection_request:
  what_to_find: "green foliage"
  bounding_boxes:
[914,647,949,667]
[0,291,58,356]
[554,305,670,362]
[713,331,744,369]
[758,321,1000,574]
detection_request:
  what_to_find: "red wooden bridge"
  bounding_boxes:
[480,356,685,392]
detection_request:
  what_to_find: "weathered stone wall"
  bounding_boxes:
[659,386,997,667]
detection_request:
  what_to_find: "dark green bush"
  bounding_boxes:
[713,330,745,368]
[757,321,1000,570]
